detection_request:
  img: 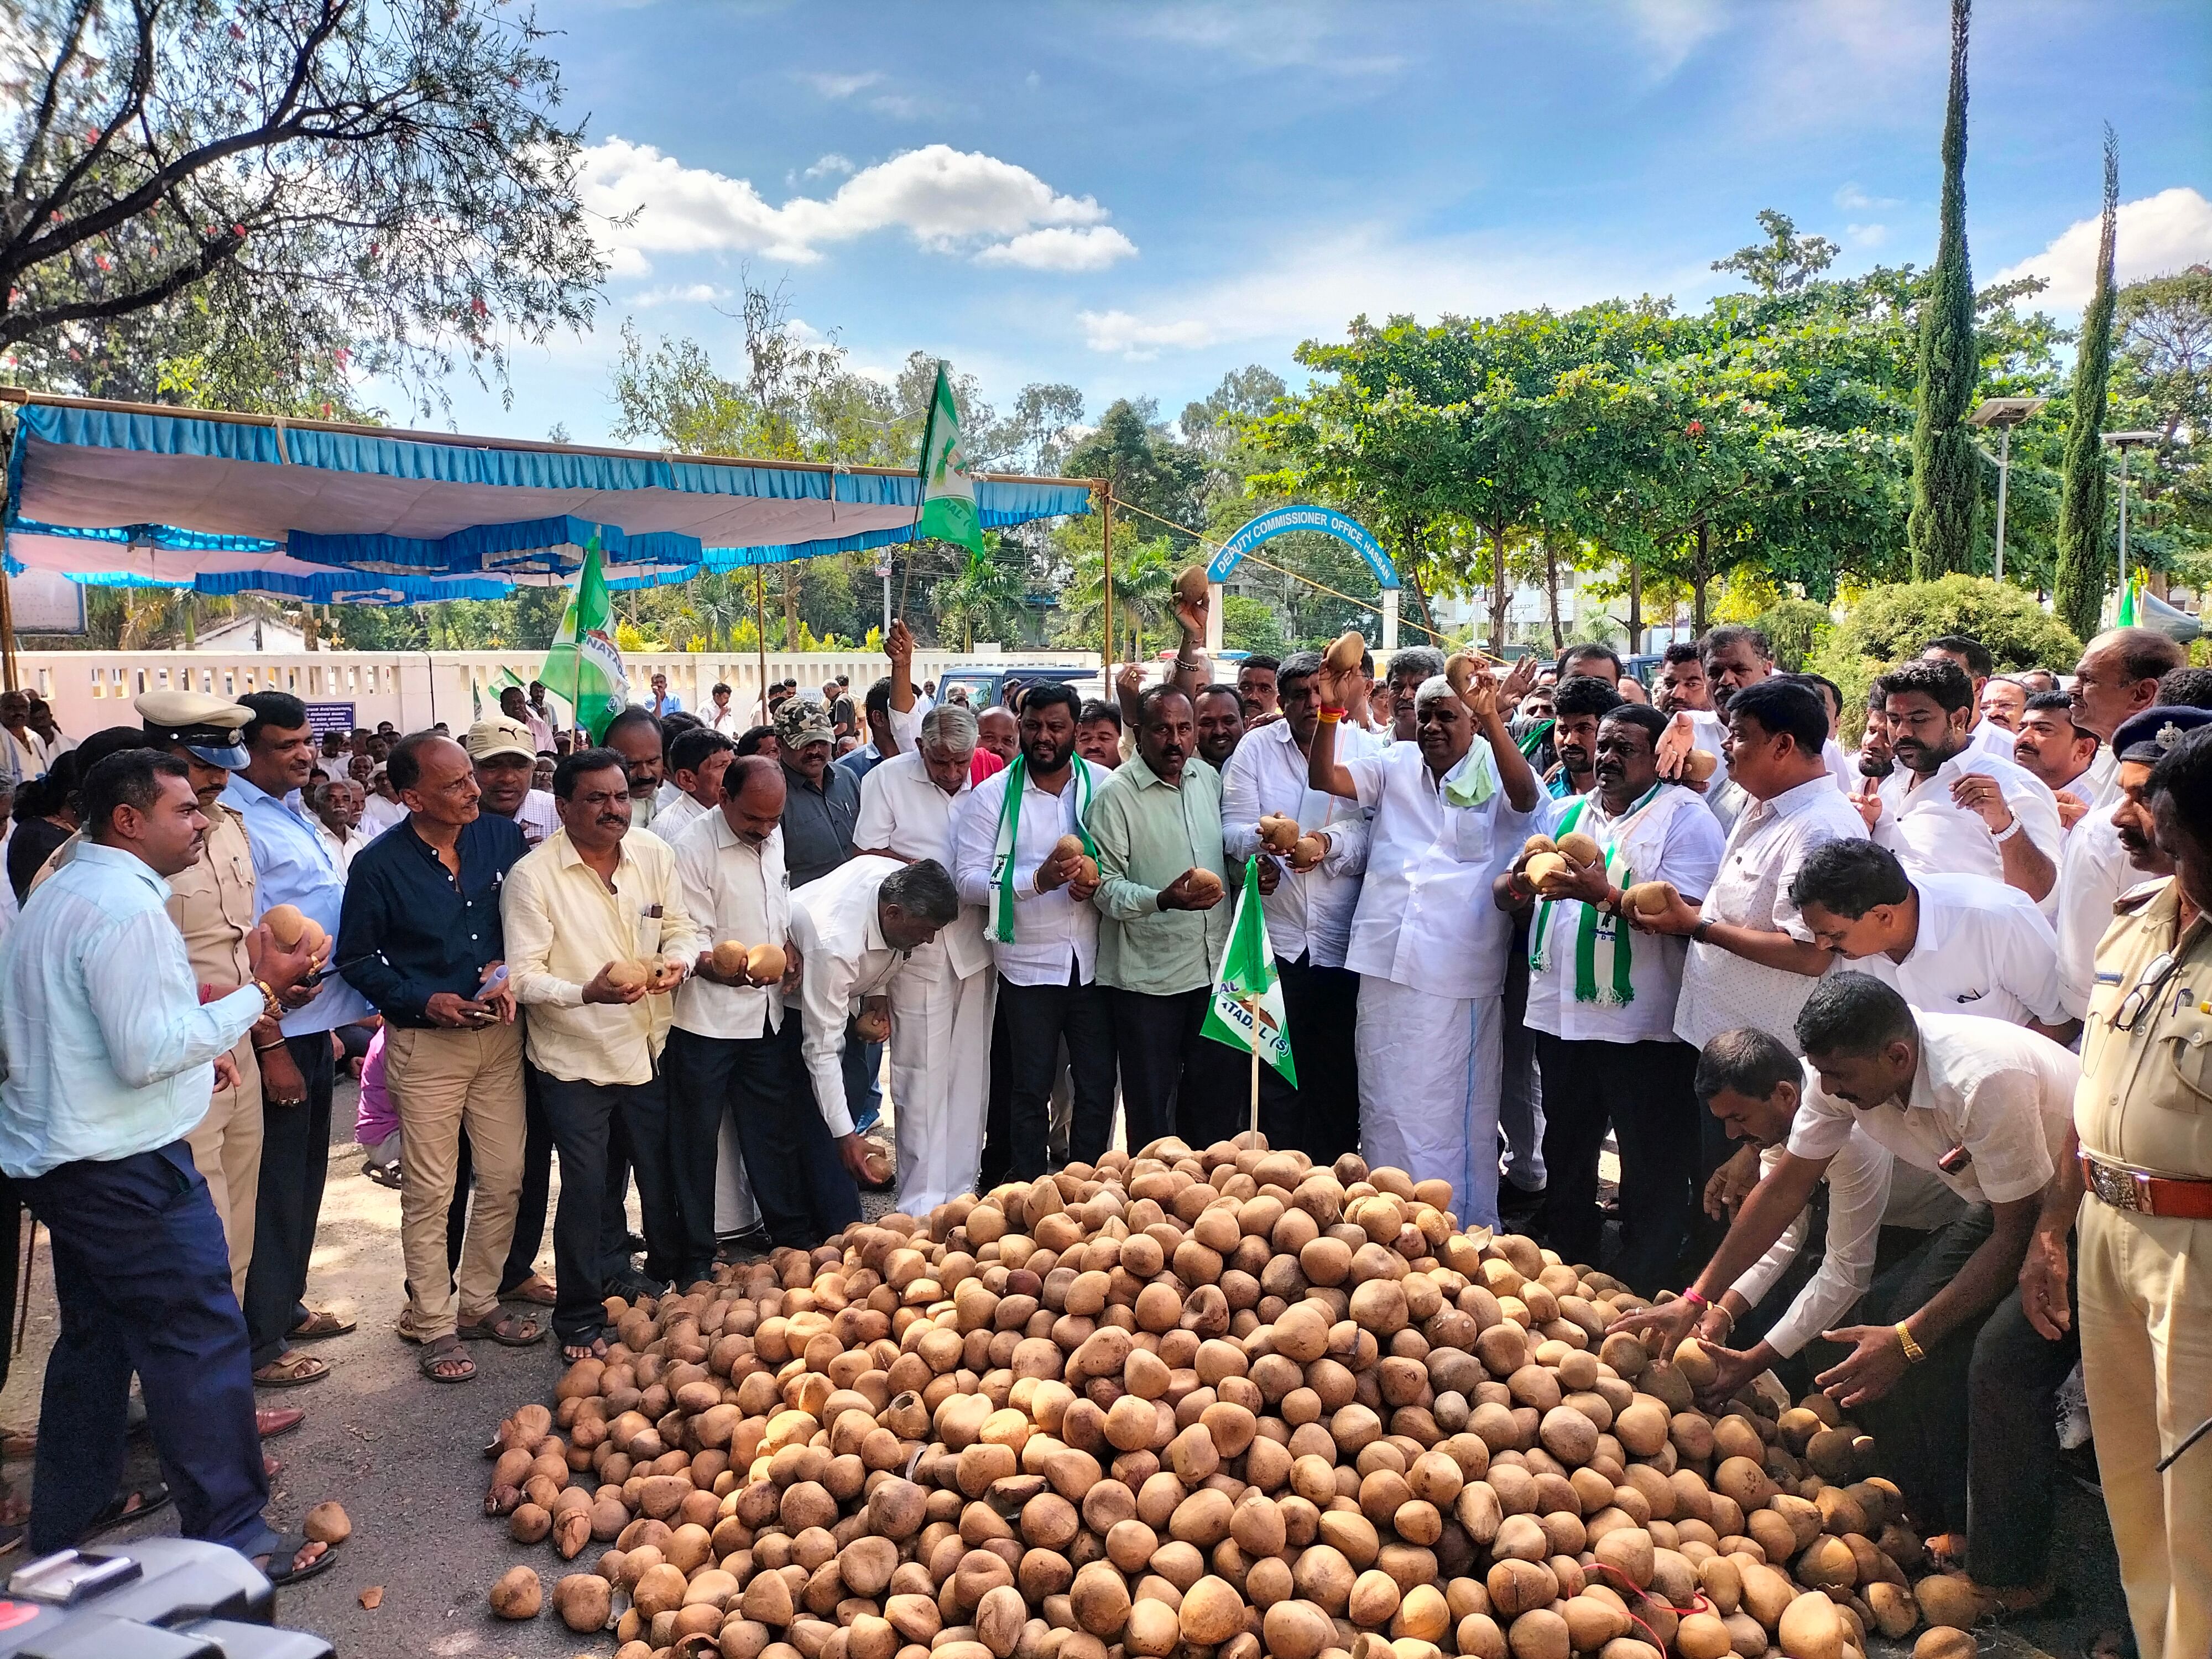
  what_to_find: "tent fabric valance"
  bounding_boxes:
[1,391,1094,603]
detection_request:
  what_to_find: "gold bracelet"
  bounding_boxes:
[1895,1322,1924,1364]
[255,979,283,1024]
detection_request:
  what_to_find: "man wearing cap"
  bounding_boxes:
[2023,712,2212,1659]
[224,692,371,1391]
[468,716,559,848]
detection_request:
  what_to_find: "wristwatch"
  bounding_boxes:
[1691,918,1715,944]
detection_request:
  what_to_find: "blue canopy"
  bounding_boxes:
[1,392,1093,605]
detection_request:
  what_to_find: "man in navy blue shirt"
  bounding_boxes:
[337,732,539,1384]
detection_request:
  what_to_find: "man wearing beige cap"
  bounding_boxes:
[467,716,559,848]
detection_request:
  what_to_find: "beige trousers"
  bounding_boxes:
[384,1022,526,1342]
[186,1037,262,1302]
[2077,1196,2212,1659]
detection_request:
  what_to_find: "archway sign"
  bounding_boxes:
[1201,504,1400,654]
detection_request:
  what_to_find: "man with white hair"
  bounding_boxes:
[1308,660,1541,1227]
[852,703,995,1212]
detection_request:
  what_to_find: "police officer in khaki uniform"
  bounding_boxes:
[2023,707,2212,1659]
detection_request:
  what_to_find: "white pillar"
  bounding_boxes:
[1206,582,1226,655]
[1380,588,1400,651]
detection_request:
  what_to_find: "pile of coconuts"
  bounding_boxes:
[478,1136,1994,1659]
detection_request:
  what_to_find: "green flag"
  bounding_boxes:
[2116,572,2138,627]
[1202,855,1297,1087]
[914,361,984,559]
[539,534,628,742]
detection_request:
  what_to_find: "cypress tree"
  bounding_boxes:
[1907,0,1980,580]
[2052,127,2121,643]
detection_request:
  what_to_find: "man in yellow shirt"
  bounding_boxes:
[503,745,703,1362]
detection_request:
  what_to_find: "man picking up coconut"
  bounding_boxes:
[1307,654,1541,1229]
[1611,972,2081,1618]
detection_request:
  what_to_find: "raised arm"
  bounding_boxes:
[1305,661,1362,800]
[1458,663,1540,814]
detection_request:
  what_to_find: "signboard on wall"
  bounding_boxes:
[305,702,357,737]
[5,570,87,636]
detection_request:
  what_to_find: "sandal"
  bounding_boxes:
[457,1311,544,1348]
[78,1481,173,1542]
[256,1529,339,1587]
[361,1160,401,1190]
[289,1309,356,1340]
[252,1352,329,1388]
[560,1337,609,1364]
[500,1274,559,1307]
[419,1337,476,1383]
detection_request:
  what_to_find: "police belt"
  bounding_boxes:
[2079,1151,2212,1219]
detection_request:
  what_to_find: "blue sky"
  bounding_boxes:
[431,0,2212,453]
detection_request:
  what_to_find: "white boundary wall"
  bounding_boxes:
[17,645,1088,739]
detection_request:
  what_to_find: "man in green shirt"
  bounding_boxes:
[1089,685,1247,1151]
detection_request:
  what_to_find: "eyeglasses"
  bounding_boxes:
[2114,951,2182,1032]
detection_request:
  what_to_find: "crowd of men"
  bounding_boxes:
[0,602,2204,1659]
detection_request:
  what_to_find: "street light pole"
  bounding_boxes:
[2103,431,2162,606]
[1969,397,2047,582]
[1995,422,2012,581]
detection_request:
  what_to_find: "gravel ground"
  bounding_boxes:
[0,1077,2116,1658]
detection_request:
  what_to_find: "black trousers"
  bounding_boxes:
[1823,1206,2078,1588]
[1531,1032,1699,1294]
[665,1021,858,1255]
[1112,985,1243,1154]
[1255,954,1360,1162]
[538,1070,680,1344]
[19,1145,275,1559]
[447,1062,552,1293]
[989,969,1116,1181]
[242,1031,333,1368]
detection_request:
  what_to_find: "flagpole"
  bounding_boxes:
[898,369,940,620]
[1246,994,1261,1142]
[1100,478,1115,698]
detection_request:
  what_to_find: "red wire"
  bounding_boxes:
[1578,1558,1718,1648]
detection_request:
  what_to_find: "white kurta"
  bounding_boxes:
[856,754,997,1215]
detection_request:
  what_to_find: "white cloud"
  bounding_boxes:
[1074,225,1699,359]
[1846,223,1889,248]
[1992,187,2212,310]
[631,282,726,306]
[1835,182,1900,212]
[576,139,1117,270]
[1621,0,1728,78]
[1121,4,1405,74]
[805,153,855,180]
[977,226,1138,272]
[794,70,884,99]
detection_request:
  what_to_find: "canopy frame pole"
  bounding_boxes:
[756,566,770,725]
[1099,478,1114,693]
[0,562,18,693]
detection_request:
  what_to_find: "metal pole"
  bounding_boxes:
[1993,422,2012,582]
[1099,479,1114,692]
[882,570,892,639]
[2117,444,2131,578]
[755,566,770,724]
[0,561,17,693]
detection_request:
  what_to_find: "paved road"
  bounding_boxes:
[0,1079,2125,1657]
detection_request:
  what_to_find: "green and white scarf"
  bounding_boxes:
[1528,782,1664,1006]
[990,755,1096,944]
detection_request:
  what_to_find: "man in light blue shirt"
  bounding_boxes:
[225,691,370,1387]
[0,749,324,1571]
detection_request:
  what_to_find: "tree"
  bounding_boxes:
[1,0,602,416]
[1711,210,1840,295]
[2053,128,2122,641]
[1906,0,1981,579]
[932,539,1030,650]
[1062,400,1206,544]
[1220,595,1290,659]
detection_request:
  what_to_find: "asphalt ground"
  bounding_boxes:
[0,1078,2125,1658]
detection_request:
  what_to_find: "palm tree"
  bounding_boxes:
[933,547,1030,650]
[1055,535,1177,659]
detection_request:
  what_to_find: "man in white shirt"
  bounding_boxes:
[1871,659,2060,906]
[2008,690,2100,834]
[0,690,50,786]
[1639,679,1864,1055]
[2056,653,2205,1019]
[1977,675,2028,739]
[357,760,408,837]
[953,684,1116,1181]
[788,856,959,1193]
[706,682,743,737]
[1498,703,1725,1288]
[1788,840,2070,1037]
[1613,974,2081,1613]
[1221,651,1375,1161]
[1923,636,2031,762]
[666,757,850,1251]
[656,726,734,845]
[853,705,994,1215]
[499,685,554,757]
[309,776,367,873]
[466,716,560,848]
[1308,659,1542,1228]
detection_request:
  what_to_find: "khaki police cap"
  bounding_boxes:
[136,690,254,769]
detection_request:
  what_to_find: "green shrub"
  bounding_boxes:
[1749,599,1835,671]
[1827,575,2081,673]
[1222,594,1291,659]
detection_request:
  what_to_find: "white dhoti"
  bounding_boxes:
[1355,975,1504,1229]
[713,1113,762,1237]
[888,944,998,1215]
